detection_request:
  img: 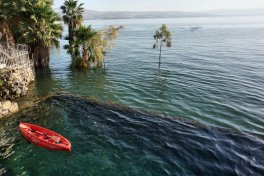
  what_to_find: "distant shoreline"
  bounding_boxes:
[81,15,264,21]
[55,8,264,20]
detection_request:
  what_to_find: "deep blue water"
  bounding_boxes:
[1,16,264,175]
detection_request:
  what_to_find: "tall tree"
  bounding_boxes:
[153,24,172,68]
[18,2,63,67]
[60,0,84,44]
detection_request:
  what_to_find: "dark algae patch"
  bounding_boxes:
[0,93,264,175]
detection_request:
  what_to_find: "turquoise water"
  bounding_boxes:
[1,16,264,175]
[1,94,264,175]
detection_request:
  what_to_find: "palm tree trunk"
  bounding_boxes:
[0,19,15,47]
[69,21,73,43]
[76,47,89,68]
[33,46,50,68]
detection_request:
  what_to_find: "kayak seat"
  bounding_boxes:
[28,129,37,136]
[51,136,61,143]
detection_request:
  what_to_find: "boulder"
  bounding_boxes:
[3,89,9,96]
[2,100,11,110]
[15,88,21,95]
[9,102,18,113]
[1,109,9,115]
[21,87,28,96]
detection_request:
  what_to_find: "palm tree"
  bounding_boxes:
[71,25,97,68]
[18,3,63,67]
[69,25,120,68]
[0,0,62,68]
[60,0,84,44]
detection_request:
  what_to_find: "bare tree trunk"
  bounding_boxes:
[159,44,162,68]
[0,19,15,47]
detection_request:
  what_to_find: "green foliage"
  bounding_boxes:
[0,0,62,48]
[0,0,52,20]
[153,24,172,49]
[60,0,84,25]
[75,25,97,58]
[18,3,63,48]
[0,0,62,67]
[61,0,84,68]
[60,0,84,43]
[69,25,120,68]
[153,24,172,67]
[1,0,120,69]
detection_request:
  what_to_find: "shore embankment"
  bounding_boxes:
[0,67,35,117]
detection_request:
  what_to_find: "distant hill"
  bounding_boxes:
[55,9,212,20]
[55,8,264,20]
[205,8,264,16]
[81,10,212,19]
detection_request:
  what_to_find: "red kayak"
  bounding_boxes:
[19,122,71,152]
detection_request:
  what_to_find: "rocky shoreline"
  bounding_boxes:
[0,67,35,117]
[0,100,18,118]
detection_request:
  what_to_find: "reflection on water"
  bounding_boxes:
[1,94,264,175]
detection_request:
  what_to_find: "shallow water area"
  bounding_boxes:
[1,94,264,175]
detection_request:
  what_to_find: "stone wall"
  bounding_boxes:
[0,67,35,100]
[0,67,35,118]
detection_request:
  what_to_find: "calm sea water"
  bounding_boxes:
[1,16,264,175]
[49,16,264,134]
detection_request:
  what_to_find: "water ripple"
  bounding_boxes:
[1,94,264,175]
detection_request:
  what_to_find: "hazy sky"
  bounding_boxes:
[53,0,264,11]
